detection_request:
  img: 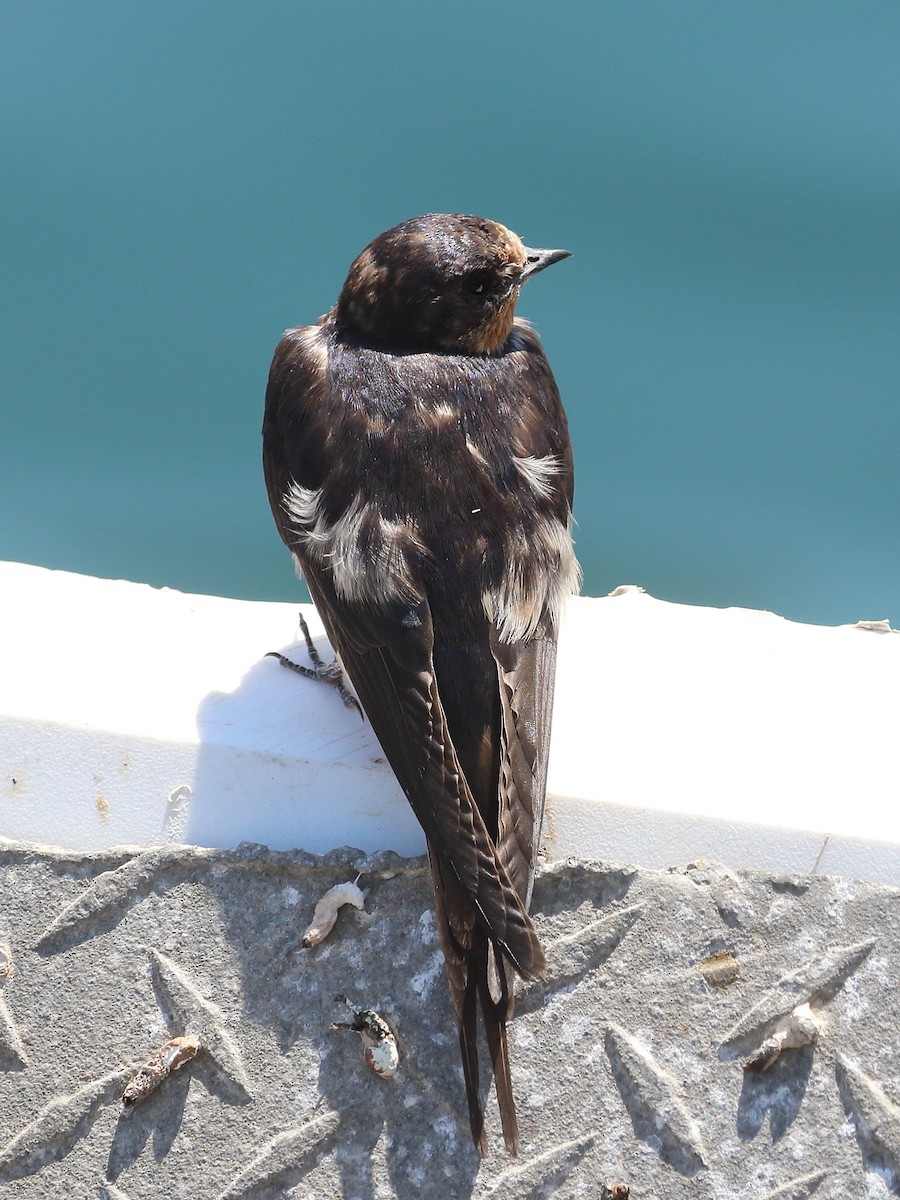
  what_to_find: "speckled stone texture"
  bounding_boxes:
[0,839,898,1199]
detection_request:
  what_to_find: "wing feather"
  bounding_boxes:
[492,626,557,908]
[304,568,545,979]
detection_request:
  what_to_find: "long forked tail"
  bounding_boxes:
[431,854,523,1156]
[458,963,489,1155]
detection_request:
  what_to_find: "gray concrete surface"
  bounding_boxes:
[0,838,898,1198]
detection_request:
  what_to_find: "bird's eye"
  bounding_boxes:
[467,272,489,295]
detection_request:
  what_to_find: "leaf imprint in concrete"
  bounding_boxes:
[477,1132,596,1197]
[518,904,643,1014]
[546,904,643,981]
[604,1023,706,1174]
[215,1110,340,1199]
[723,938,876,1045]
[761,1168,828,1198]
[0,1066,130,1181]
[149,949,252,1100]
[835,1052,900,1184]
[35,848,181,953]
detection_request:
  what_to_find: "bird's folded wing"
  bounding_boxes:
[305,570,545,980]
[491,626,557,909]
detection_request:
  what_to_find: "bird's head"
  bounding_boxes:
[334,213,570,355]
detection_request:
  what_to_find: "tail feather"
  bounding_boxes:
[457,938,519,1156]
[479,963,519,1156]
[430,847,530,1156]
[459,978,487,1156]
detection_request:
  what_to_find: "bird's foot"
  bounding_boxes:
[266,612,363,717]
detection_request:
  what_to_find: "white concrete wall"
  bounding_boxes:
[1,562,897,882]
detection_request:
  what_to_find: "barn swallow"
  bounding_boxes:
[262,213,579,1155]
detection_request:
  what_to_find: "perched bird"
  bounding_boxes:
[262,213,579,1155]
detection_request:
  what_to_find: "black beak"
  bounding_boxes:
[520,246,572,282]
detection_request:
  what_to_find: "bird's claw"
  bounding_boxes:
[266,613,363,719]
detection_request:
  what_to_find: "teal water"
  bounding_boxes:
[2,2,898,626]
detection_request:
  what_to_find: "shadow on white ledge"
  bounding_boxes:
[0,561,897,883]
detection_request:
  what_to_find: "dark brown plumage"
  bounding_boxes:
[262,213,578,1155]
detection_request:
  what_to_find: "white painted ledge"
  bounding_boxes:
[0,561,897,884]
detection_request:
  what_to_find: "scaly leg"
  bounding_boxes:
[267,613,363,717]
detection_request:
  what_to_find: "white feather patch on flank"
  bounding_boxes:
[512,454,561,501]
[284,482,425,605]
[483,515,582,644]
[284,483,323,534]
